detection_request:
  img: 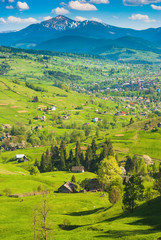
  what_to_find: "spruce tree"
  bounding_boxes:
[67,149,74,169]
[51,145,60,169]
[85,146,92,171]
[75,141,81,166]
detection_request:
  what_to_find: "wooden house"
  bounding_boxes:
[58,181,76,193]
[71,166,84,173]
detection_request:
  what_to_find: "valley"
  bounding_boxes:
[0,15,161,240]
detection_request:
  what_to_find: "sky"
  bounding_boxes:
[0,0,161,32]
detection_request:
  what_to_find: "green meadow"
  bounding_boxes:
[0,167,161,240]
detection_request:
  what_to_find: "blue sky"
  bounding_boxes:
[0,0,161,31]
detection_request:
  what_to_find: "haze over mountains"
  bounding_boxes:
[0,15,161,55]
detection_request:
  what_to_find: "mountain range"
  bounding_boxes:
[0,15,161,56]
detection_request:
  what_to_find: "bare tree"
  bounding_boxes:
[33,191,52,240]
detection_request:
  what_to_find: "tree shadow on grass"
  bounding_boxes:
[95,229,159,239]
[95,196,161,238]
[65,206,111,216]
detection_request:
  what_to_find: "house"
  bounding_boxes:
[143,155,153,165]
[92,118,98,122]
[63,115,68,120]
[50,106,56,111]
[58,181,76,193]
[120,166,126,175]
[83,123,89,126]
[115,111,127,116]
[41,115,46,121]
[157,122,161,128]
[16,154,28,162]
[2,124,12,129]
[71,166,84,173]
[35,126,42,130]
[122,176,131,185]
[88,178,101,192]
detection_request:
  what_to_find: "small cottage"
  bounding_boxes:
[50,106,56,111]
[71,166,84,173]
[16,154,28,162]
[58,181,76,193]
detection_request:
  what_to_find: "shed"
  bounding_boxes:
[58,181,76,193]
[71,166,84,173]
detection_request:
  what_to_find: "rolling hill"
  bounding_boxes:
[36,35,161,55]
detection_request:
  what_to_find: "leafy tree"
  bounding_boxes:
[123,175,144,212]
[109,186,122,204]
[98,156,121,190]
[154,173,161,195]
[144,187,153,204]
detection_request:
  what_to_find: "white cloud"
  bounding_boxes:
[91,17,102,22]
[123,0,161,6]
[68,1,97,10]
[6,5,14,9]
[113,15,119,19]
[7,16,38,23]
[0,17,7,23]
[75,16,102,22]
[52,7,70,14]
[90,0,109,3]
[151,3,161,9]
[17,1,29,10]
[43,16,52,21]
[8,0,14,2]
[75,16,87,21]
[129,14,156,22]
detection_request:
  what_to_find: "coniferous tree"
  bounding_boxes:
[125,155,134,174]
[99,143,108,161]
[67,149,74,169]
[85,146,92,171]
[106,139,114,156]
[91,139,97,171]
[51,145,60,169]
[40,153,46,172]
[75,141,81,166]
[80,152,85,166]
[59,140,66,170]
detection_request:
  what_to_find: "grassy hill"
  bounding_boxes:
[0,167,160,240]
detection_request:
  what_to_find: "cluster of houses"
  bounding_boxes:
[33,115,46,121]
[57,165,130,194]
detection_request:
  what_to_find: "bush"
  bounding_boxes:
[3,188,12,196]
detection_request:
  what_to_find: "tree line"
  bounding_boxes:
[38,138,115,173]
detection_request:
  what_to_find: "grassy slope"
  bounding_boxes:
[0,167,161,240]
